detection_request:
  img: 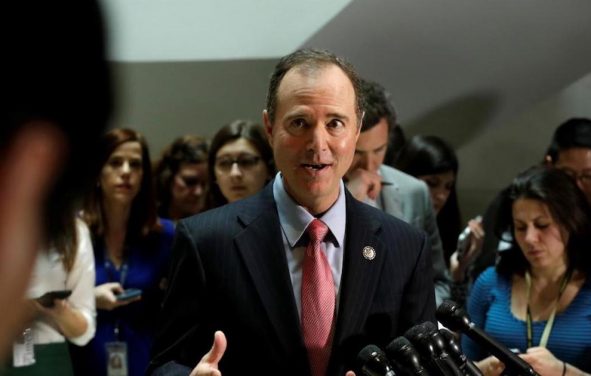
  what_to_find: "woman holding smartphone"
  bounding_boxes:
[463,167,591,375]
[3,212,96,375]
[70,129,174,376]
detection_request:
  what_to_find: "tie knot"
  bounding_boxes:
[307,219,329,244]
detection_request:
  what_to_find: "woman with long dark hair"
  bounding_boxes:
[395,135,484,302]
[463,167,591,375]
[71,128,175,376]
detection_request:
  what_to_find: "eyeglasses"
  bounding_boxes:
[215,155,261,172]
[557,167,591,186]
[179,175,205,188]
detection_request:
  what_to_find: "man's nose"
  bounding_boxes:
[308,123,328,152]
[359,154,372,171]
[192,183,204,195]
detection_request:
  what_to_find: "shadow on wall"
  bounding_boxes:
[403,92,499,148]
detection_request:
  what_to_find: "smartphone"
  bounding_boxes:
[116,288,142,302]
[36,290,72,308]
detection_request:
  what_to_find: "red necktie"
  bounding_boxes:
[301,219,335,376]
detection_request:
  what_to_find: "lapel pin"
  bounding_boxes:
[362,246,376,260]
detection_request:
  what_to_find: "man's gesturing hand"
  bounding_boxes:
[190,331,227,376]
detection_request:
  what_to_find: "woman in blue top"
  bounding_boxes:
[463,166,591,375]
[70,129,174,376]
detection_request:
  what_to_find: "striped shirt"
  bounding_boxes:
[462,267,591,371]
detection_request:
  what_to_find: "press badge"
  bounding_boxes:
[106,341,128,376]
[13,328,35,367]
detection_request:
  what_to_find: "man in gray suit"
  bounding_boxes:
[345,80,451,305]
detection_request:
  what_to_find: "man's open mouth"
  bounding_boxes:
[302,163,329,170]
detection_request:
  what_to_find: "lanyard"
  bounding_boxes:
[104,259,129,286]
[525,269,571,348]
[104,256,130,341]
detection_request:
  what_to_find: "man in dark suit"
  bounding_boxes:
[148,49,436,376]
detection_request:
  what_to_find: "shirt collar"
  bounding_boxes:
[273,172,346,249]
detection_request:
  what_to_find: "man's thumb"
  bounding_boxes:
[203,331,227,365]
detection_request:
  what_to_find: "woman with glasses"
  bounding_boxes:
[154,135,209,221]
[70,129,175,376]
[462,166,591,375]
[207,120,275,208]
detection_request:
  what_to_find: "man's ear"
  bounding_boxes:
[262,110,273,141]
[544,155,554,166]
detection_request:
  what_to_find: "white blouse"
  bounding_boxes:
[26,219,96,346]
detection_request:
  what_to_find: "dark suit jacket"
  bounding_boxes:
[148,182,436,375]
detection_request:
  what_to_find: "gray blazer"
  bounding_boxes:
[378,164,451,306]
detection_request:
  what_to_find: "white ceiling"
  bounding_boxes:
[105,0,591,217]
[106,0,591,162]
[101,0,352,62]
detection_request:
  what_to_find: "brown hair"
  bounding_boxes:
[154,135,209,217]
[207,120,275,208]
[265,48,364,125]
[83,128,160,243]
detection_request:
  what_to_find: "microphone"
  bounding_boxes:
[357,344,397,376]
[436,301,538,376]
[385,336,430,376]
[438,328,483,376]
[420,322,466,376]
[405,323,462,376]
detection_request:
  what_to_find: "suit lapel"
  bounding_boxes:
[234,187,306,365]
[334,193,387,346]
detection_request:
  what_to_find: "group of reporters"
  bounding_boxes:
[4,1,591,376]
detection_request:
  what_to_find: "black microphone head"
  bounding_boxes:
[385,337,426,375]
[420,321,438,334]
[405,323,443,358]
[357,344,395,376]
[404,324,427,343]
[436,300,472,332]
[419,322,448,355]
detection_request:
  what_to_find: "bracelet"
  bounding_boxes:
[562,361,567,376]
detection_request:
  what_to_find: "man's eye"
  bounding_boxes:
[374,145,387,155]
[327,119,344,129]
[559,168,577,178]
[292,119,307,128]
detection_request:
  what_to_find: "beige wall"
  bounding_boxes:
[456,73,591,220]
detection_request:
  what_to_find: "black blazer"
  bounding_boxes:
[148,182,436,375]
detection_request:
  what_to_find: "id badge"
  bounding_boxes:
[13,328,35,367]
[106,341,128,376]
